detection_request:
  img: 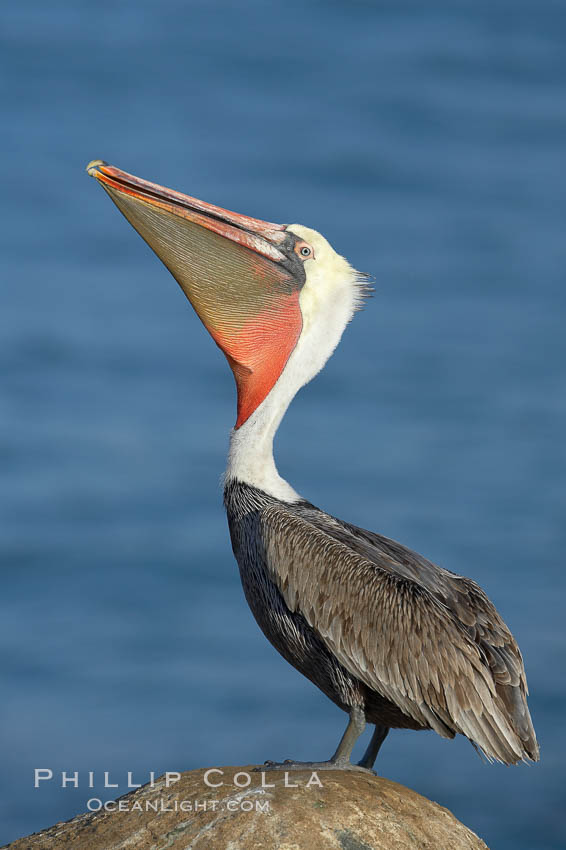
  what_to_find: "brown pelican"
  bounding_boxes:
[87,160,539,771]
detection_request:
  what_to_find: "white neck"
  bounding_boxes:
[225,226,361,502]
[226,382,301,502]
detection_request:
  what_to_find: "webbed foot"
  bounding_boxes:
[254,758,375,774]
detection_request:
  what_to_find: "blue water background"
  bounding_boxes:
[1,1,565,846]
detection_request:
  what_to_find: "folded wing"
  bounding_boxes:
[260,505,539,765]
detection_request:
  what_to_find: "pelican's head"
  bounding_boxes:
[87,161,369,428]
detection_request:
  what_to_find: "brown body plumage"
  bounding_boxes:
[225,480,538,765]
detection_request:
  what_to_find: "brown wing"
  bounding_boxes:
[260,505,539,764]
[308,510,538,755]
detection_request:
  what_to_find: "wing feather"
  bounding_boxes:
[260,505,538,764]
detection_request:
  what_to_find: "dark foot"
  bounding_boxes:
[254,759,375,775]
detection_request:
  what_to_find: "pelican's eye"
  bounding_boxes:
[295,242,314,260]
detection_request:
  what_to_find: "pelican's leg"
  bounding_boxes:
[256,706,373,773]
[330,704,366,765]
[357,725,389,770]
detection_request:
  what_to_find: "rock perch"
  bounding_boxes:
[4,766,489,849]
